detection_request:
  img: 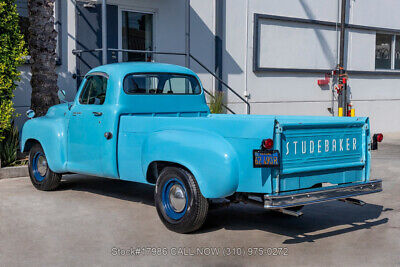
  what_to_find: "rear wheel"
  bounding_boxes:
[28,144,61,191]
[154,167,208,233]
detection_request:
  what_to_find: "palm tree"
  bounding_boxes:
[28,0,59,117]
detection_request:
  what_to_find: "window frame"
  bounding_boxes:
[122,72,202,96]
[395,35,400,69]
[375,32,400,70]
[117,6,157,63]
[78,73,109,105]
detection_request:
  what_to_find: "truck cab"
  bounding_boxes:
[21,62,382,233]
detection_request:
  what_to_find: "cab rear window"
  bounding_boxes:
[123,73,201,95]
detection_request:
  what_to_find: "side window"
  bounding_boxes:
[79,75,108,105]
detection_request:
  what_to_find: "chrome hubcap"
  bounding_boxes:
[37,155,48,176]
[168,184,186,212]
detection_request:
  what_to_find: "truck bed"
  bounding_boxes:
[117,113,370,196]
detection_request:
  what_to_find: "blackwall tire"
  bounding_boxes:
[155,167,208,233]
[28,143,61,191]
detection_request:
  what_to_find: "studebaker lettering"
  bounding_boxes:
[21,62,382,233]
[285,138,357,155]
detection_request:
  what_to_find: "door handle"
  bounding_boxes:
[93,112,102,117]
[104,132,113,140]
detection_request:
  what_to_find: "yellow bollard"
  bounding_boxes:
[338,107,343,117]
[350,109,355,117]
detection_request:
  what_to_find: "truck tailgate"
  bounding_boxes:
[275,117,369,192]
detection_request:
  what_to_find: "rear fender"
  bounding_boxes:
[142,130,239,198]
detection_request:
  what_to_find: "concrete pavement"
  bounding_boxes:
[0,137,399,266]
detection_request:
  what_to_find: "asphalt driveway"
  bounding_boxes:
[0,136,399,266]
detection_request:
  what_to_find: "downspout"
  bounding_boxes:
[244,0,250,114]
[102,0,107,65]
[215,0,223,91]
[185,0,191,68]
[338,0,347,115]
[339,0,346,69]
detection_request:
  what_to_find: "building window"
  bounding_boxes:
[121,11,153,62]
[395,36,400,69]
[375,33,400,70]
[375,34,392,69]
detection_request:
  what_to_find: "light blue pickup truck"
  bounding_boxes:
[21,62,382,233]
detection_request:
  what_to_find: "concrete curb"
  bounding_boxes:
[0,165,29,179]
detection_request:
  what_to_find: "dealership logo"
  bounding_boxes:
[285,138,357,155]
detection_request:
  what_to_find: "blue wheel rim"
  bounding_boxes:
[162,178,188,220]
[32,152,46,182]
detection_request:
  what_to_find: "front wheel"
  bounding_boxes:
[28,143,61,191]
[154,167,208,233]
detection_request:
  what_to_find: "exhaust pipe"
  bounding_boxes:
[338,197,366,206]
[278,208,303,217]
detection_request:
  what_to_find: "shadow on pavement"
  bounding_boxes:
[60,175,389,243]
[203,202,389,244]
[60,175,155,206]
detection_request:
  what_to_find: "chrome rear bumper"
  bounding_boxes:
[264,179,382,209]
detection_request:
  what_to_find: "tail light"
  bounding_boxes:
[372,133,383,150]
[262,139,274,150]
[376,133,383,142]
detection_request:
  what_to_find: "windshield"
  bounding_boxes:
[123,73,201,95]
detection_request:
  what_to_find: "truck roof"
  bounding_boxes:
[87,62,197,77]
[84,62,210,114]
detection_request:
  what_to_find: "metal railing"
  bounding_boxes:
[72,48,251,114]
[189,54,250,114]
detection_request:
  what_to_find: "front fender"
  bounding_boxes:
[21,106,69,173]
[142,130,239,198]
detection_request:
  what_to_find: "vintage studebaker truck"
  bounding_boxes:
[22,62,382,233]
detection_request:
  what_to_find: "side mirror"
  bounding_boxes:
[57,89,67,103]
[26,109,35,119]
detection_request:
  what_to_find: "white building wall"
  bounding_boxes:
[347,0,400,131]
[223,0,341,116]
[13,0,400,133]
[350,0,400,29]
[222,0,400,133]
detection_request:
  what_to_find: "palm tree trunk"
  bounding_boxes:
[28,0,59,117]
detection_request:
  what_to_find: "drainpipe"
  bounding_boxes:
[185,0,191,68]
[215,0,223,92]
[102,0,107,65]
[338,0,346,116]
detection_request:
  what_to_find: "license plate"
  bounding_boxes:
[253,150,279,168]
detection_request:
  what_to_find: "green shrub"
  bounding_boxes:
[209,91,224,114]
[0,122,19,167]
[0,0,27,141]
